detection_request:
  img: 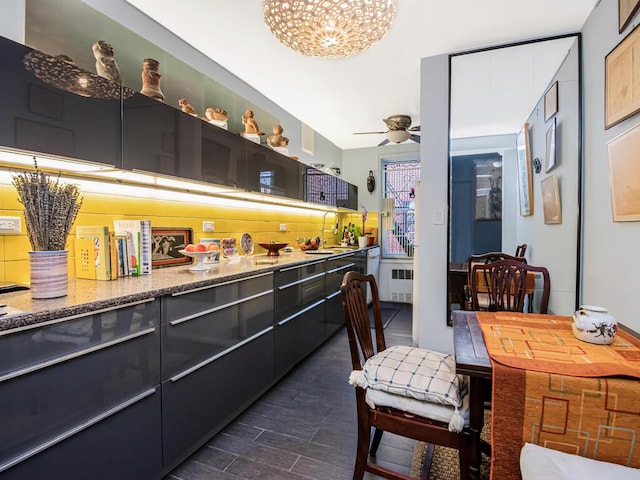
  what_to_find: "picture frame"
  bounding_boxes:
[541,175,562,225]
[607,123,640,221]
[516,123,533,216]
[545,118,557,173]
[544,81,558,122]
[473,158,502,221]
[151,227,193,268]
[605,23,640,129]
[619,0,640,33]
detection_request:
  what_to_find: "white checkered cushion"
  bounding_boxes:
[353,345,466,408]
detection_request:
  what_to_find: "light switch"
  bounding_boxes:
[202,221,215,232]
[432,208,444,225]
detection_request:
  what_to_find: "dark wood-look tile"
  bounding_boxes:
[167,302,415,480]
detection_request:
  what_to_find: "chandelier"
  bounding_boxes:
[263,0,396,58]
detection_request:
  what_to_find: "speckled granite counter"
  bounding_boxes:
[0,249,365,333]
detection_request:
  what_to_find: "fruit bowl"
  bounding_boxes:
[257,242,288,256]
[179,250,213,271]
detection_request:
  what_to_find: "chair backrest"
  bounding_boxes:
[515,243,528,258]
[466,252,527,288]
[470,259,551,313]
[340,271,385,371]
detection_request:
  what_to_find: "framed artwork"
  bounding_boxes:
[544,81,558,121]
[545,118,557,173]
[516,123,533,216]
[473,158,502,221]
[151,227,193,268]
[607,123,640,221]
[541,176,562,225]
[605,23,640,129]
[619,0,640,33]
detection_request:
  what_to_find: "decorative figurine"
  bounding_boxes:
[267,124,289,148]
[92,40,121,84]
[178,98,198,117]
[205,107,228,122]
[241,109,264,136]
[140,58,165,102]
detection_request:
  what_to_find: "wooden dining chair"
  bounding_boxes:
[515,243,528,258]
[341,271,472,480]
[465,252,527,310]
[470,259,551,314]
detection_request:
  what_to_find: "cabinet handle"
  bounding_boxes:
[277,271,325,290]
[279,260,324,272]
[169,289,273,326]
[0,297,156,337]
[326,290,342,300]
[170,326,274,383]
[171,272,272,296]
[326,262,355,274]
[0,327,156,384]
[0,387,157,473]
[277,299,325,326]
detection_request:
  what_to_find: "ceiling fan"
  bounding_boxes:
[353,114,421,146]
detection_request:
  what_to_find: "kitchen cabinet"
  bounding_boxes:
[0,36,121,168]
[160,272,275,468]
[304,166,359,209]
[274,260,326,377]
[246,142,303,200]
[324,252,358,338]
[336,177,359,210]
[0,298,161,479]
[201,122,247,188]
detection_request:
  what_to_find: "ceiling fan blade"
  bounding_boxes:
[383,117,400,130]
[410,134,421,143]
[408,125,421,131]
[378,138,390,146]
[353,131,387,135]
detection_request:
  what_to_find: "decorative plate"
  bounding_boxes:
[240,233,254,255]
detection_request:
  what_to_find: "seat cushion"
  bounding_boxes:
[520,443,640,480]
[352,345,467,408]
[365,386,470,426]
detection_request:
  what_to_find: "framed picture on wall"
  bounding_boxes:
[151,227,193,268]
[545,118,557,173]
[619,0,640,33]
[516,123,533,216]
[605,23,640,128]
[544,81,558,122]
[541,175,562,225]
[607,123,640,221]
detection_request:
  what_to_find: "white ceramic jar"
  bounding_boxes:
[571,305,617,345]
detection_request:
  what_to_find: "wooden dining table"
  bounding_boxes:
[453,309,640,480]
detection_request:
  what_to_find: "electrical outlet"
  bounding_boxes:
[0,216,21,234]
[202,221,215,232]
[279,223,287,231]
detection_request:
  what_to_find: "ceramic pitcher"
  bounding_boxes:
[571,305,617,345]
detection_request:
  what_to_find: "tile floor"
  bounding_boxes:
[165,303,416,480]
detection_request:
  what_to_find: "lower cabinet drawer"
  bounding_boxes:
[0,387,162,480]
[275,300,325,377]
[0,325,160,471]
[324,291,345,338]
[162,328,274,470]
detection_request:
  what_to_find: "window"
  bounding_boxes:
[382,159,420,258]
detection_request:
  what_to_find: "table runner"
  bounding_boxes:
[476,312,640,479]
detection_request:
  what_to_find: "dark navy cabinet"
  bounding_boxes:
[0,36,121,167]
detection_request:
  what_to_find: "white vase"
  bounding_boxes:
[29,250,69,299]
[358,236,367,248]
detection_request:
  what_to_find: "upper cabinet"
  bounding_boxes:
[0,36,121,167]
[304,167,358,209]
[246,142,303,200]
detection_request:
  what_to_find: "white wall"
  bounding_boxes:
[581,1,640,331]
[0,0,24,43]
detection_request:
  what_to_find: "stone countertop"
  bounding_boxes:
[0,248,368,333]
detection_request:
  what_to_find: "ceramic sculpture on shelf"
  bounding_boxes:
[241,109,263,136]
[178,98,198,117]
[267,124,289,148]
[140,58,165,102]
[205,106,228,122]
[92,40,122,84]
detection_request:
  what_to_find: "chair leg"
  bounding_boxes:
[369,428,383,456]
[353,404,371,479]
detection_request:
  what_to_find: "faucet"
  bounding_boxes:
[321,211,335,248]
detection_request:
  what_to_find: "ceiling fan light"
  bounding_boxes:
[387,129,410,143]
[263,0,396,58]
